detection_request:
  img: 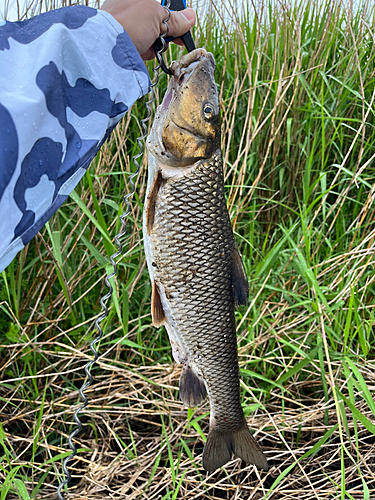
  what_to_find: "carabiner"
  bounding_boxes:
[153,0,196,76]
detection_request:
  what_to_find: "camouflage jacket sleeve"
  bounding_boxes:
[0,5,151,272]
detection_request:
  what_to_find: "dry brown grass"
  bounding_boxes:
[2,339,375,498]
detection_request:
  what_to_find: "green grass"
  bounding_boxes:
[1,0,375,498]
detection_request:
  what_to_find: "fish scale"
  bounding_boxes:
[150,153,245,429]
[144,48,267,471]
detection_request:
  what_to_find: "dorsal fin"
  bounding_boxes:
[146,170,163,236]
[232,244,249,307]
[151,281,166,327]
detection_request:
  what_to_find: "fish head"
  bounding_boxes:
[147,48,220,167]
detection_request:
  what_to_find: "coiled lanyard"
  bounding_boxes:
[57,1,195,498]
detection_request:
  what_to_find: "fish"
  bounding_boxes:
[143,48,268,472]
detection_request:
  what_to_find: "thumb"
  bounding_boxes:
[166,8,196,38]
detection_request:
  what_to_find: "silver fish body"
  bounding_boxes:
[143,49,267,472]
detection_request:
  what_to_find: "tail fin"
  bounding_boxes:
[202,421,268,472]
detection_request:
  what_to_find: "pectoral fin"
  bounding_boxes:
[232,244,249,307]
[179,365,207,407]
[146,170,163,236]
[151,281,166,327]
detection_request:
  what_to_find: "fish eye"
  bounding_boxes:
[203,103,215,120]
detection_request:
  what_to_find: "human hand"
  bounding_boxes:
[100,0,196,60]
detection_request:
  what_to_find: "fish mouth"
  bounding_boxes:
[163,49,210,113]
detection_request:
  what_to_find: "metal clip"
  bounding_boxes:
[153,0,196,76]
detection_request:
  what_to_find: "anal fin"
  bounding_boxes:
[179,365,207,407]
[151,281,166,327]
[146,170,163,236]
[232,243,249,307]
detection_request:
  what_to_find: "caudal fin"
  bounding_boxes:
[202,421,268,471]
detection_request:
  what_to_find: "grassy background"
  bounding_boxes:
[1,0,375,498]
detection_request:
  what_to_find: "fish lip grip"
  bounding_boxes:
[154,0,196,75]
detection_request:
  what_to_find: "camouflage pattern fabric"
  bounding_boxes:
[0,5,151,271]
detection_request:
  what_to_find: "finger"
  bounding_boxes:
[165,8,196,38]
[173,38,185,47]
[143,39,171,60]
[141,47,156,61]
